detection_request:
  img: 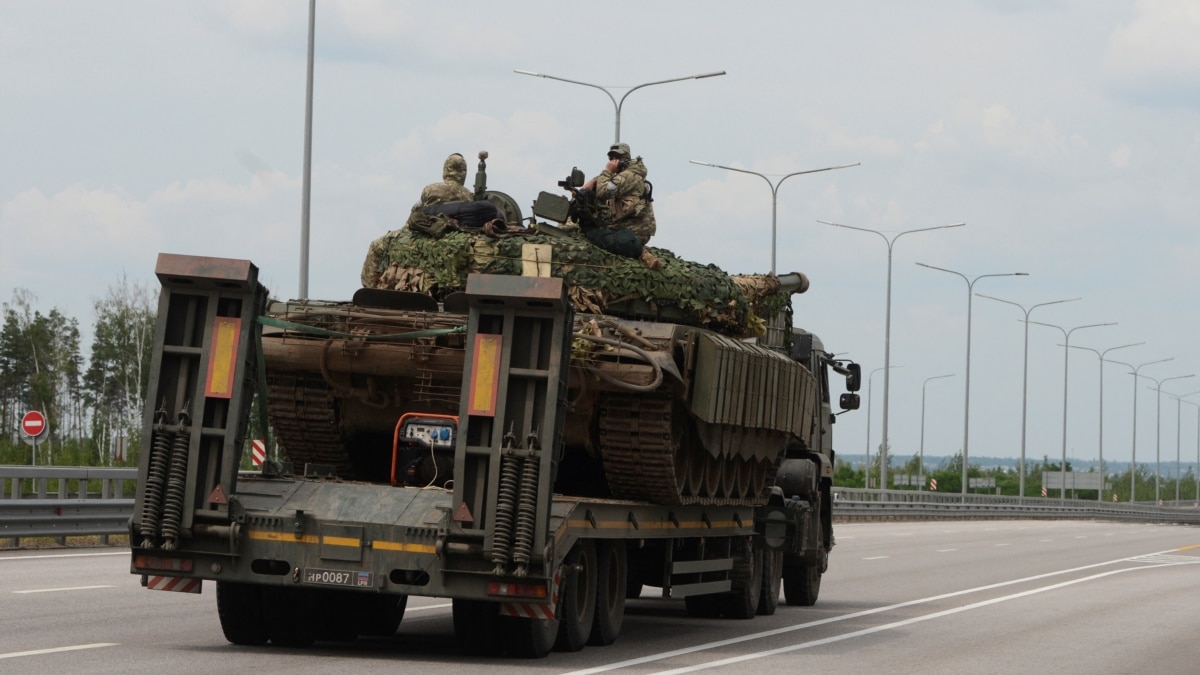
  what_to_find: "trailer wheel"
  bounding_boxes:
[757,549,783,616]
[358,594,408,637]
[452,599,502,655]
[262,586,318,647]
[500,614,560,659]
[783,563,821,606]
[720,537,762,619]
[556,540,597,652]
[216,582,268,646]
[589,540,627,646]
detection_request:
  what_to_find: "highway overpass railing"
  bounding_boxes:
[0,466,136,546]
[832,488,1200,524]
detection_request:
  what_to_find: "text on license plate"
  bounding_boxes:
[303,567,374,588]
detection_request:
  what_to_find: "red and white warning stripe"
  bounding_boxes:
[499,601,556,620]
[251,439,266,466]
[146,575,202,594]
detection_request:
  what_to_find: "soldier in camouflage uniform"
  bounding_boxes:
[583,142,657,245]
[419,153,474,207]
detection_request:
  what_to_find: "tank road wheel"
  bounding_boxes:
[216,582,269,646]
[757,549,783,616]
[555,540,598,652]
[703,454,723,499]
[453,599,503,655]
[501,614,561,659]
[589,540,628,646]
[783,563,822,606]
[720,537,763,619]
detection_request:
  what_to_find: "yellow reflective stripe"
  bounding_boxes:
[372,540,437,554]
[245,530,436,555]
[1178,543,1200,552]
[248,530,320,544]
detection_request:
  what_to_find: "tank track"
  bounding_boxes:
[597,393,775,506]
[266,371,353,475]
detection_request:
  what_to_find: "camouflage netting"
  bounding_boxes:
[361,225,791,336]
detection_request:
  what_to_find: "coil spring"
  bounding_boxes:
[160,408,192,550]
[511,448,540,576]
[139,407,172,548]
[490,433,522,574]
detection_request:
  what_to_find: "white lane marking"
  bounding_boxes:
[13,585,114,594]
[404,602,452,612]
[0,643,118,660]
[0,551,126,562]
[652,566,1147,674]
[862,556,890,560]
[995,543,1011,547]
[937,549,958,553]
[563,547,1187,675]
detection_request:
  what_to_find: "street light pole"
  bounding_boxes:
[921,374,955,491]
[824,223,965,493]
[299,0,316,300]
[1149,374,1196,503]
[1106,358,1173,501]
[975,294,1080,497]
[1165,391,1200,502]
[865,365,901,488]
[917,264,1027,495]
[1028,321,1115,499]
[514,69,726,143]
[690,162,859,275]
[1066,342,1144,501]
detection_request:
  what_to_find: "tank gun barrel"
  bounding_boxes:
[776,272,810,295]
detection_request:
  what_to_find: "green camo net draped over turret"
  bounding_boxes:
[361,228,770,335]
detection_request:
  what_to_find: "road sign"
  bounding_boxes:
[930,478,937,491]
[251,439,266,466]
[20,410,47,438]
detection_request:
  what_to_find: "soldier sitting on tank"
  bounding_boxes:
[406,153,502,236]
[571,142,660,269]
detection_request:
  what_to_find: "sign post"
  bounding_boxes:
[20,410,48,466]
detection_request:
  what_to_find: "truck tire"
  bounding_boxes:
[720,538,762,619]
[555,540,597,652]
[452,599,502,656]
[262,586,318,647]
[216,582,268,646]
[757,549,783,616]
[501,615,560,658]
[589,540,627,646]
[358,594,408,637]
[783,563,821,606]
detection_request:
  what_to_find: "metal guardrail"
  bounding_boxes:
[832,488,1200,524]
[0,466,137,546]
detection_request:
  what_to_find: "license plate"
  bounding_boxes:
[303,567,374,588]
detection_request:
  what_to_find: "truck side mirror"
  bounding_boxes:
[845,363,861,392]
[839,393,860,411]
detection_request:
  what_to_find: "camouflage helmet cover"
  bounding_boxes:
[608,142,631,159]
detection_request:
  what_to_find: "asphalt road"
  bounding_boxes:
[2,520,1197,674]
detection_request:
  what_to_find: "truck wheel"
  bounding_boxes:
[757,549,783,616]
[589,540,627,646]
[783,564,821,606]
[452,599,502,655]
[216,582,268,645]
[501,615,560,659]
[720,538,762,619]
[358,594,408,637]
[555,540,597,652]
[262,586,318,647]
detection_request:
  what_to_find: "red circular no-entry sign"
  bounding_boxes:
[21,410,47,438]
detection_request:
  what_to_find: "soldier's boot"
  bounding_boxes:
[640,249,663,271]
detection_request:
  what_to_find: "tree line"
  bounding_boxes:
[1,278,155,467]
[834,452,1199,504]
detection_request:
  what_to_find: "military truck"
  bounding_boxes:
[129,170,859,658]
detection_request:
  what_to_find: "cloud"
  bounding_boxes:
[1105,0,1200,105]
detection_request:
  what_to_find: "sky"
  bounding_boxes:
[2,1,1198,476]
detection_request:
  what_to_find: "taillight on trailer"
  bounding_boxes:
[487,580,548,599]
[133,555,195,573]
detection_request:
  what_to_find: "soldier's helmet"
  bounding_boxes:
[608,142,631,159]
